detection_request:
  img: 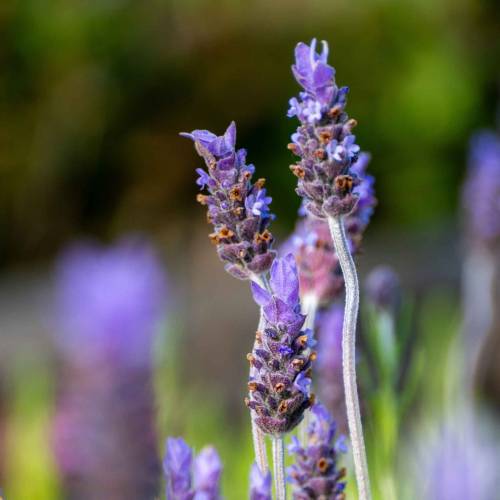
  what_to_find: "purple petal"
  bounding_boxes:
[251,281,272,307]
[269,254,299,306]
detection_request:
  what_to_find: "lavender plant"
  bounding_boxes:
[184,121,321,497]
[461,130,500,390]
[52,238,167,499]
[288,403,347,499]
[287,39,371,499]
[163,437,222,500]
[246,254,316,499]
[181,122,276,280]
[182,122,275,476]
[462,130,500,249]
[247,254,315,436]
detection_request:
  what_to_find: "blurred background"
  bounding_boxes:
[0,0,499,498]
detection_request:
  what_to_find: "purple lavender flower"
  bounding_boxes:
[164,437,193,499]
[414,420,499,500]
[249,462,272,500]
[462,130,500,247]
[245,254,316,435]
[163,438,223,500]
[316,305,347,434]
[365,265,401,312]
[52,238,167,499]
[283,152,375,305]
[193,447,222,499]
[182,122,276,279]
[287,39,366,219]
[288,403,347,499]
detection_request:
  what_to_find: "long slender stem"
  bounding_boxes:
[328,215,371,500]
[299,294,318,444]
[249,273,273,473]
[251,307,269,473]
[251,415,268,473]
[272,435,286,500]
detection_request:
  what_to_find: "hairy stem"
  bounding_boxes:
[249,273,273,473]
[272,435,286,500]
[299,294,318,444]
[251,307,269,473]
[328,215,371,500]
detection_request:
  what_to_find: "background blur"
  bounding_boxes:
[0,0,499,498]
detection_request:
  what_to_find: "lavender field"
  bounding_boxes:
[0,1,499,499]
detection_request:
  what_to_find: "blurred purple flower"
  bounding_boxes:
[246,255,315,435]
[415,419,499,500]
[249,462,272,500]
[463,130,500,247]
[193,447,222,499]
[164,437,193,499]
[52,237,167,499]
[365,265,401,312]
[54,238,167,367]
[288,403,347,499]
[163,438,223,500]
[182,122,276,280]
[316,305,347,433]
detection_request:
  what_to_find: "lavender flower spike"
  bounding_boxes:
[288,40,361,219]
[182,122,276,280]
[52,238,166,499]
[288,40,371,499]
[164,438,223,500]
[164,437,193,500]
[249,462,272,500]
[462,130,500,247]
[193,446,223,499]
[183,122,272,472]
[288,403,347,500]
[245,254,315,436]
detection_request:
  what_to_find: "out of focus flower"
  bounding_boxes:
[288,403,347,499]
[413,417,499,500]
[249,462,272,500]
[52,237,167,499]
[316,305,347,433]
[287,39,366,219]
[245,255,315,435]
[365,265,401,312]
[463,130,500,247]
[164,437,193,499]
[182,122,276,280]
[54,238,167,368]
[193,447,222,499]
[163,438,223,500]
